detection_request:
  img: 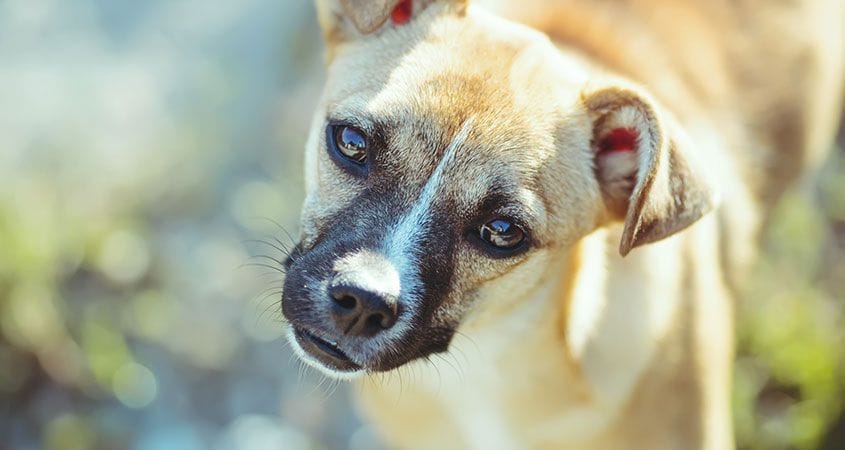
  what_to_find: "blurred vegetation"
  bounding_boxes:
[0,1,375,449]
[0,1,842,449]
[735,144,845,450]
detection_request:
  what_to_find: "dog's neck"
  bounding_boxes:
[462,225,684,346]
[357,225,696,447]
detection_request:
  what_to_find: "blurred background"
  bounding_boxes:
[0,1,842,449]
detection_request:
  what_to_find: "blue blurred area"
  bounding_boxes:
[0,1,385,449]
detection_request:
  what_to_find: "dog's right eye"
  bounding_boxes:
[468,217,529,258]
[330,125,368,165]
[479,219,526,250]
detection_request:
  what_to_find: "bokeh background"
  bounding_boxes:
[0,1,842,449]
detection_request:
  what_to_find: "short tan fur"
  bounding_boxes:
[281,1,845,448]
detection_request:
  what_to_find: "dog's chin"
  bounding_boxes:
[285,327,365,380]
[284,322,452,379]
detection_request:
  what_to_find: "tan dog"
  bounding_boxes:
[280,1,845,448]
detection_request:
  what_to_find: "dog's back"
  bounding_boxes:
[497,0,844,205]
[490,0,844,284]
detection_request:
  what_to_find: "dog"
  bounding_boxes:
[280,0,845,448]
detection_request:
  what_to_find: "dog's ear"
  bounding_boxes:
[582,85,717,256]
[340,0,405,34]
[315,0,466,49]
[315,0,403,48]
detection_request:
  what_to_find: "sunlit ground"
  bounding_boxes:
[0,1,842,449]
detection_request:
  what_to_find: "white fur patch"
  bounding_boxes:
[382,118,475,305]
[332,250,401,303]
[285,328,364,380]
[330,249,414,339]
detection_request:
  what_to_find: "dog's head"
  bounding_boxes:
[282,0,715,377]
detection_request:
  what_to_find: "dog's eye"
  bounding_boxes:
[332,125,368,164]
[478,219,525,250]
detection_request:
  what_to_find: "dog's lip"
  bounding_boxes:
[292,326,362,371]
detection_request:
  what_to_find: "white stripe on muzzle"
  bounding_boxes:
[382,118,474,306]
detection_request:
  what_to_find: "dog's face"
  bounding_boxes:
[282,0,715,377]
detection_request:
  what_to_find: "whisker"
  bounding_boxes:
[255,288,284,301]
[453,330,481,356]
[256,298,283,325]
[238,261,286,274]
[424,355,444,396]
[254,271,286,280]
[325,378,344,400]
[272,236,295,257]
[242,238,291,257]
[252,283,284,299]
[308,372,331,398]
[249,253,287,266]
[435,353,463,381]
[396,363,406,403]
[257,216,300,251]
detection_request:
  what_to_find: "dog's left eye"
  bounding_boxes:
[332,125,368,164]
[478,219,525,250]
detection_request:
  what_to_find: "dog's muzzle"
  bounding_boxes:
[283,249,407,375]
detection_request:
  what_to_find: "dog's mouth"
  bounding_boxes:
[292,326,362,372]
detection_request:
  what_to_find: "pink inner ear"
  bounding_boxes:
[391,0,412,25]
[599,128,638,154]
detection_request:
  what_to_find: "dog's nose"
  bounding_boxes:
[329,283,398,337]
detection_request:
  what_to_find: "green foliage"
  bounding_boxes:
[734,148,845,450]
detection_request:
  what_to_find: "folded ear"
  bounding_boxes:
[339,0,406,34]
[583,85,717,256]
[315,0,467,50]
[315,0,404,47]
